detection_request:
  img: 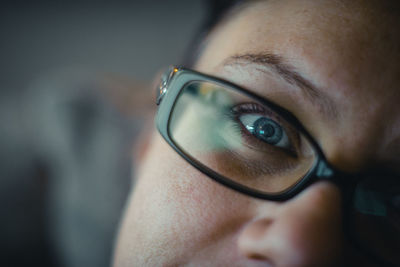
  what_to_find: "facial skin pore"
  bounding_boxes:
[113,0,400,266]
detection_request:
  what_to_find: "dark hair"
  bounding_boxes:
[182,0,245,66]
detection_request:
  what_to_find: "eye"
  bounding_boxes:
[238,114,291,149]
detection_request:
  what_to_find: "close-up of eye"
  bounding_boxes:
[229,102,296,155]
[239,115,287,146]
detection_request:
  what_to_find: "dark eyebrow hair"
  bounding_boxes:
[222,53,338,120]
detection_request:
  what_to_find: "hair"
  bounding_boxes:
[182,0,246,66]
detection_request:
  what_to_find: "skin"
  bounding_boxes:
[114,0,400,266]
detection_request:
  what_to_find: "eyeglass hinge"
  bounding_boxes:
[156,67,179,105]
[156,81,168,105]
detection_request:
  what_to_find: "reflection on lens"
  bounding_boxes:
[169,81,316,194]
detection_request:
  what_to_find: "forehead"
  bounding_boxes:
[197,0,399,85]
[195,0,400,169]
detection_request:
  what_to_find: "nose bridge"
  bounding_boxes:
[277,181,343,235]
[321,97,388,173]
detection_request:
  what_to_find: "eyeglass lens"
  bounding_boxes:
[169,81,316,194]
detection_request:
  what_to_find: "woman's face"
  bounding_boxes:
[114,0,400,266]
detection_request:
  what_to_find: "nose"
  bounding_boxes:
[237,182,344,267]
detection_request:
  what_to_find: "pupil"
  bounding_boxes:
[254,118,282,145]
[261,124,275,137]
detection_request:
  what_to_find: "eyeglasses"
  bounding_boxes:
[155,66,400,266]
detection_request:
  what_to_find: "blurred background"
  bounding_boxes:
[0,0,205,266]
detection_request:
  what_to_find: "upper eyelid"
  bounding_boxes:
[230,102,290,129]
[209,69,320,142]
[220,54,339,121]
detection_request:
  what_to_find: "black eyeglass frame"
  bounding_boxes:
[155,66,397,267]
[156,67,344,200]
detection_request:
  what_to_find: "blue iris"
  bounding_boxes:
[253,118,283,145]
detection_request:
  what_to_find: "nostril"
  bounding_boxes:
[247,254,275,267]
[238,218,275,259]
[248,253,267,260]
[247,252,274,264]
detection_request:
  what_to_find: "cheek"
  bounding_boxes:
[115,133,255,264]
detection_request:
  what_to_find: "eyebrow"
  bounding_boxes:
[222,53,338,120]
